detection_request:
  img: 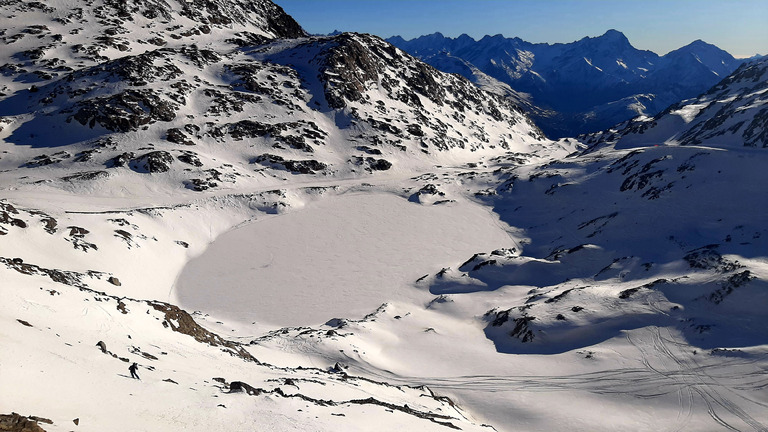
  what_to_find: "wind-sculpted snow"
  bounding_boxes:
[410,65,768,360]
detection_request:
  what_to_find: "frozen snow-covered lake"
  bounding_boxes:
[175,192,515,327]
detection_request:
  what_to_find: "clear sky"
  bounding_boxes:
[274,0,768,58]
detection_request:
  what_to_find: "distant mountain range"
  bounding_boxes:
[387,30,746,138]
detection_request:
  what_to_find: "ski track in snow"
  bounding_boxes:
[255,319,768,431]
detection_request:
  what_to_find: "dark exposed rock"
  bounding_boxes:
[69,49,183,87]
[129,346,158,360]
[706,270,754,304]
[369,158,392,171]
[348,156,391,172]
[149,302,258,362]
[366,118,402,136]
[129,151,173,173]
[471,259,496,272]
[229,381,262,395]
[619,279,668,299]
[0,256,88,288]
[61,171,109,182]
[70,89,177,132]
[224,381,462,429]
[618,287,641,299]
[220,120,326,153]
[166,128,195,146]
[66,226,97,252]
[411,184,444,202]
[174,0,305,38]
[0,413,48,432]
[0,203,27,230]
[684,246,742,273]
[509,316,536,342]
[406,124,424,136]
[73,149,102,163]
[577,212,618,238]
[38,216,57,234]
[114,229,144,249]
[486,308,536,344]
[252,154,327,174]
[488,309,510,327]
[176,151,203,167]
[355,145,382,155]
[545,288,573,303]
[186,178,218,192]
[24,152,71,168]
[105,152,135,168]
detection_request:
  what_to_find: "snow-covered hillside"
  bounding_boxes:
[0,22,547,200]
[2,2,768,432]
[584,57,768,149]
[388,30,745,138]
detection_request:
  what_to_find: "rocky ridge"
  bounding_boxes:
[0,2,550,200]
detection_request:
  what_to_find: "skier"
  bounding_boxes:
[129,362,140,380]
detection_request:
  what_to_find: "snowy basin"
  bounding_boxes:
[174,192,515,327]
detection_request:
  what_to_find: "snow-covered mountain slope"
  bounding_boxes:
[232,53,768,431]
[0,1,569,431]
[1,194,498,432]
[3,2,768,432]
[0,0,304,88]
[583,57,768,148]
[387,31,745,138]
[0,4,549,202]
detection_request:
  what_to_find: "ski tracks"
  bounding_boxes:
[630,326,767,432]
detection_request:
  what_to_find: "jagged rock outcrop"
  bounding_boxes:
[0,413,49,432]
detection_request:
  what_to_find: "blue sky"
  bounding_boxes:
[274,0,768,58]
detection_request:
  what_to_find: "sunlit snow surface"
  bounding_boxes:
[1,1,767,430]
[175,192,517,327]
